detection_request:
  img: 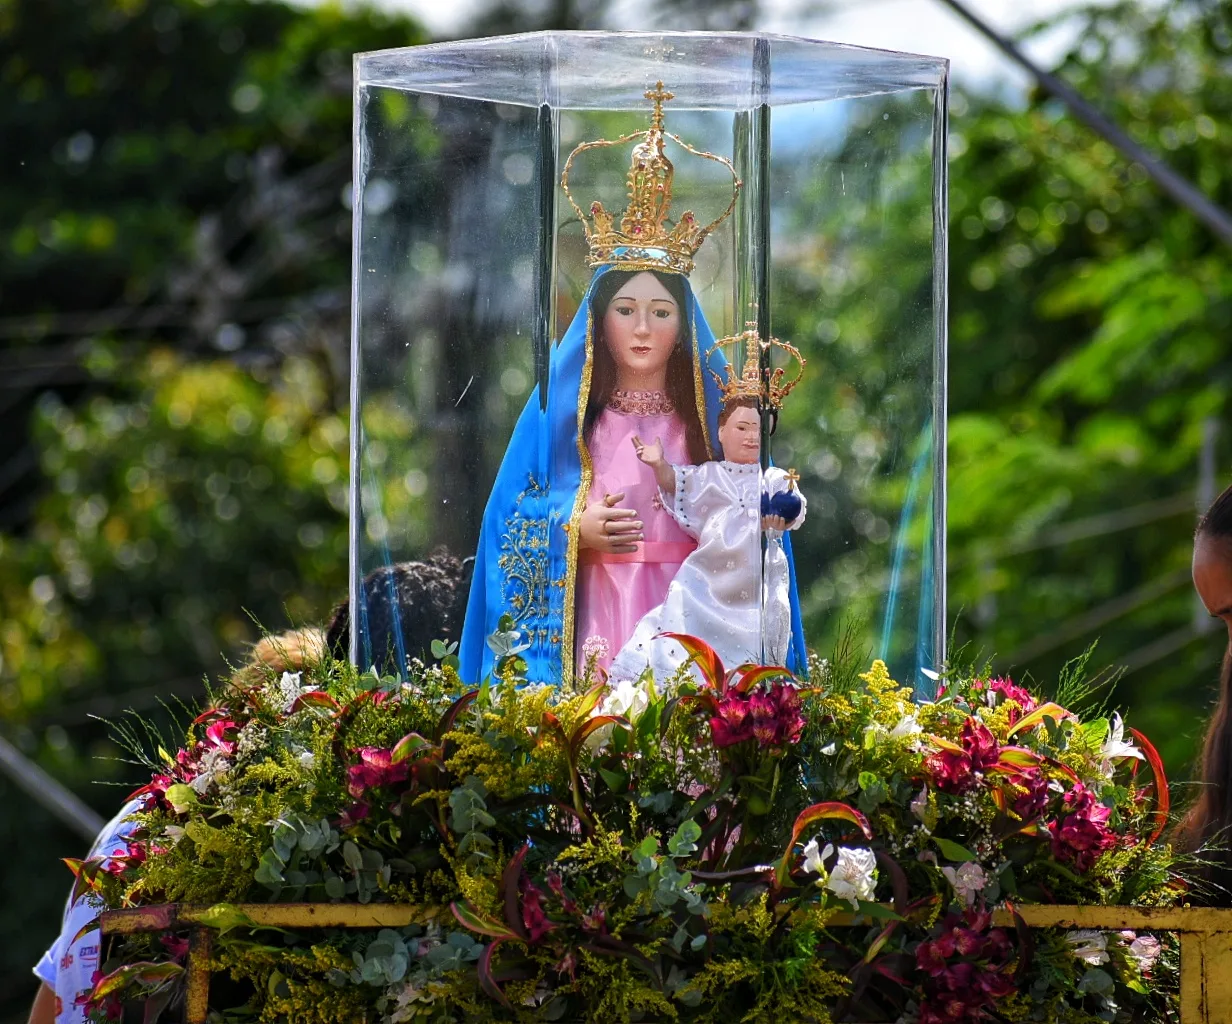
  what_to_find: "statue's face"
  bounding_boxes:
[718,404,761,464]
[601,271,680,384]
[1194,533,1232,640]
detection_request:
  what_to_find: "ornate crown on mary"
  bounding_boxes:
[458,83,808,687]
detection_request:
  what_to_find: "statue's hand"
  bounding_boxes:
[632,435,664,467]
[761,514,787,533]
[578,491,643,554]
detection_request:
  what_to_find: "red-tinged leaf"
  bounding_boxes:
[435,690,479,742]
[574,682,607,722]
[872,963,910,986]
[861,920,900,965]
[89,962,184,1002]
[777,801,872,886]
[926,734,964,754]
[667,692,719,720]
[478,939,513,1007]
[1041,754,1081,785]
[1006,702,1074,738]
[876,850,909,916]
[990,787,1009,812]
[69,917,100,947]
[501,845,531,940]
[450,900,521,941]
[730,663,795,694]
[569,715,629,756]
[1129,726,1171,844]
[658,632,725,689]
[191,707,224,725]
[64,857,106,902]
[992,746,1044,775]
[1006,901,1035,982]
[289,690,342,714]
[391,731,434,764]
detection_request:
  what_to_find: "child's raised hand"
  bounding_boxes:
[632,435,664,466]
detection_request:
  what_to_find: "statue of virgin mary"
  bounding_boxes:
[458,83,807,688]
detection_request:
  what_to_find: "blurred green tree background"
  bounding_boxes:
[0,0,1229,1018]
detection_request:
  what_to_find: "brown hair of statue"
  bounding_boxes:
[585,269,710,465]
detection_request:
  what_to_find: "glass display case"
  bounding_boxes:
[350,31,948,692]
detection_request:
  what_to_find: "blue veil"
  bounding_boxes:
[458,261,808,686]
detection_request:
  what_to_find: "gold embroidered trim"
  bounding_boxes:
[562,304,595,690]
[497,475,559,653]
[692,304,713,456]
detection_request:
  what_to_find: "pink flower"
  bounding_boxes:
[338,801,370,829]
[973,676,1038,718]
[924,720,1001,794]
[204,719,239,754]
[581,904,607,935]
[520,882,554,942]
[346,746,409,799]
[1049,783,1114,872]
[1011,773,1052,822]
[915,907,1015,1023]
[708,683,803,749]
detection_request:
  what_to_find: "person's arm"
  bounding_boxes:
[27,981,56,1024]
[631,435,677,496]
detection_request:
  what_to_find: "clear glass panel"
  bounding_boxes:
[768,89,944,690]
[350,32,947,693]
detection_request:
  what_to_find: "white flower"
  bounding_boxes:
[910,788,930,822]
[601,676,650,720]
[1100,713,1144,770]
[235,722,268,762]
[584,676,650,751]
[163,825,187,846]
[1066,930,1110,965]
[889,713,923,743]
[824,847,878,909]
[277,670,307,713]
[1126,934,1162,970]
[802,837,831,877]
[940,862,987,907]
[819,742,837,756]
[297,749,315,771]
[189,746,231,795]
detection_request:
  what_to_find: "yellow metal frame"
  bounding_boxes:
[101,903,1232,1024]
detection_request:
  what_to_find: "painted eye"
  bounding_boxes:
[653,308,672,319]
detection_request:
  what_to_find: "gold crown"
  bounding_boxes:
[707,325,806,411]
[560,82,741,276]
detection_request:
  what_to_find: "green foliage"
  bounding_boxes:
[84,640,1179,1022]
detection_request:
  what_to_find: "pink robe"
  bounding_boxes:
[575,407,696,675]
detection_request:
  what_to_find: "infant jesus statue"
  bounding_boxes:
[605,392,806,685]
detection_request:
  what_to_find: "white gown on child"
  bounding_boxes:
[607,462,806,684]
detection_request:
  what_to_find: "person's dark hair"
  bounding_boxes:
[1177,482,1232,899]
[326,550,473,676]
[585,269,710,464]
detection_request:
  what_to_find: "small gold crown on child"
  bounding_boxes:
[708,325,807,411]
[560,81,741,276]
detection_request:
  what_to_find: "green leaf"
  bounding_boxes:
[164,783,198,815]
[933,837,978,862]
[196,903,256,935]
[668,820,702,858]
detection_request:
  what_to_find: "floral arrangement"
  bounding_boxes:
[77,624,1181,1024]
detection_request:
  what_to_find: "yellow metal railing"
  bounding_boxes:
[100,904,1232,1024]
